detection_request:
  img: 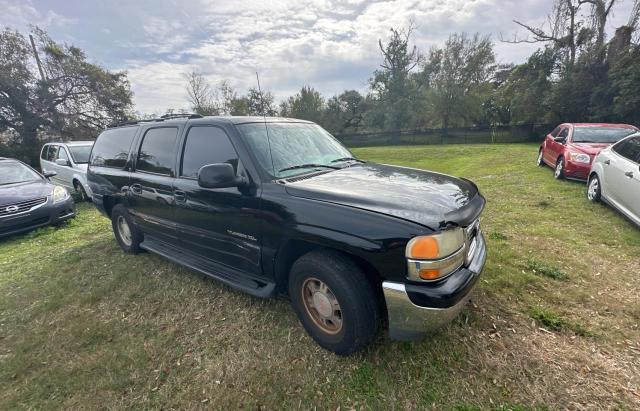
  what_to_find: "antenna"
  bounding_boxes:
[256,71,276,176]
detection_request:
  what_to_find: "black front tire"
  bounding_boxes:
[289,250,380,355]
[554,157,565,180]
[587,174,601,202]
[111,204,143,254]
[75,182,90,202]
[536,149,545,166]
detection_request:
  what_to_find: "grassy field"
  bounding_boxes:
[1,143,639,409]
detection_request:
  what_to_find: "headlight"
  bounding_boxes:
[569,152,591,164]
[52,186,70,203]
[406,228,466,281]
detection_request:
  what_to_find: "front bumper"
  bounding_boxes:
[0,196,76,238]
[564,160,591,181]
[383,231,487,341]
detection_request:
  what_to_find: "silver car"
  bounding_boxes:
[40,141,94,201]
[588,133,640,226]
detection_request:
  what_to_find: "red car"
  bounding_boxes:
[537,123,638,181]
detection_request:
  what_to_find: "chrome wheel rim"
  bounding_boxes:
[117,215,132,246]
[555,161,563,178]
[588,178,599,200]
[301,277,343,335]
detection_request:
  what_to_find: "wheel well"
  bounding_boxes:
[102,196,120,217]
[273,239,383,298]
[72,178,80,189]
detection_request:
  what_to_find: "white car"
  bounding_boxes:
[587,133,640,226]
[40,141,94,201]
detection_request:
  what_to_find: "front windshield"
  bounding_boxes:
[573,127,635,143]
[68,145,93,164]
[0,162,42,185]
[238,122,355,178]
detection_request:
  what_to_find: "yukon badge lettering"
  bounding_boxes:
[226,229,257,242]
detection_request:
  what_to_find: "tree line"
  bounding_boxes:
[185,0,640,136]
[1,0,640,165]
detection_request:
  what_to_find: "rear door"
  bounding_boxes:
[542,126,561,165]
[609,136,640,220]
[128,126,180,243]
[172,124,263,275]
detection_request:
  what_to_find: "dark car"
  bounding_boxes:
[0,157,76,238]
[87,114,487,355]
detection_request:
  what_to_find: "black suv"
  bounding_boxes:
[87,115,486,355]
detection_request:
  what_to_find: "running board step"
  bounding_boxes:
[140,237,276,298]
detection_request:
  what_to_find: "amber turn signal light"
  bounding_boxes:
[418,268,441,280]
[407,236,439,259]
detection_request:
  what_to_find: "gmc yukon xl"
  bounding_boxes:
[87,114,487,355]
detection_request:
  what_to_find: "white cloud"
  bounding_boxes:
[2,0,636,113]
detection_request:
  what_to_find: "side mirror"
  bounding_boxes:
[198,163,246,189]
[43,171,57,179]
[55,158,70,166]
[553,136,566,144]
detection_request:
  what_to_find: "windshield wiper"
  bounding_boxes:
[278,163,341,173]
[330,157,365,164]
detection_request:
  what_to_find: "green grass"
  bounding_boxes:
[1,143,639,409]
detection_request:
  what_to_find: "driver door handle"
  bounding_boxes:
[130,183,142,194]
[624,171,634,178]
[604,160,610,165]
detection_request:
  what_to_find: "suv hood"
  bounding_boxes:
[284,163,483,229]
[0,180,52,206]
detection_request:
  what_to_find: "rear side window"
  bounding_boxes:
[181,126,239,178]
[550,126,561,137]
[614,136,640,163]
[90,126,138,169]
[40,145,49,160]
[137,127,179,176]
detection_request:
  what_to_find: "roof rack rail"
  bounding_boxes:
[108,113,204,128]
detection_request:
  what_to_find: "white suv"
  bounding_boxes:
[588,133,640,227]
[40,141,94,201]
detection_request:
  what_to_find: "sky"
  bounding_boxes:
[0,0,636,114]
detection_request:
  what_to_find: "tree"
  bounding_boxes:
[246,87,277,116]
[284,86,325,123]
[184,71,218,115]
[323,90,367,133]
[420,33,496,129]
[609,44,640,125]
[369,25,422,133]
[0,27,133,165]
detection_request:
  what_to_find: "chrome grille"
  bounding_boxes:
[0,197,47,218]
[464,219,480,265]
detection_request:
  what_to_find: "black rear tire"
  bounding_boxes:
[111,204,143,254]
[289,249,380,355]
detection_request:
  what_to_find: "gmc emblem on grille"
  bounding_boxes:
[5,205,19,213]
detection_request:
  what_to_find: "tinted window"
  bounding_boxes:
[40,146,49,160]
[68,145,93,164]
[572,126,635,143]
[90,126,138,168]
[558,128,569,138]
[550,126,561,137]
[181,127,239,178]
[614,136,640,163]
[46,145,58,162]
[137,127,178,175]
